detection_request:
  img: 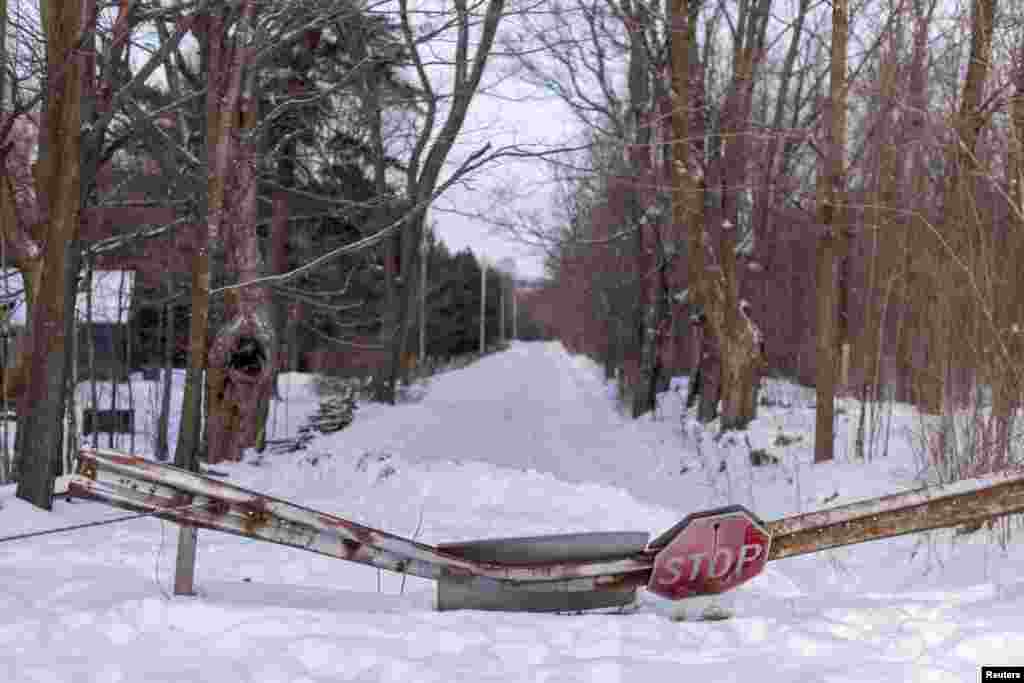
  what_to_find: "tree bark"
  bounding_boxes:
[678,0,767,430]
[672,0,711,420]
[813,0,847,463]
[155,297,175,461]
[205,0,277,464]
[16,0,84,509]
[622,0,653,419]
[999,36,1024,460]
[174,8,224,470]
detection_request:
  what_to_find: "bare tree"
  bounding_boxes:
[12,0,85,508]
[201,1,281,465]
[813,0,848,463]
[373,0,508,404]
[0,0,201,506]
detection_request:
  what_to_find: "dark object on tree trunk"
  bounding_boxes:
[228,336,266,376]
[687,314,722,423]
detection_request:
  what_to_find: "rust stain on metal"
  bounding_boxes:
[207,499,230,517]
[72,448,662,589]
[768,475,1024,561]
[171,491,193,510]
[107,453,146,467]
[237,498,272,534]
[78,459,98,480]
[318,514,376,545]
[584,571,649,592]
[67,481,93,498]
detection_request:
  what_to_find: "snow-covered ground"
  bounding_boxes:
[3,341,1024,681]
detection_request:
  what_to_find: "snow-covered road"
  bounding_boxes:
[316,342,671,494]
[3,341,1024,681]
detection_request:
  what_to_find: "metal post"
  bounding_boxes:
[174,524,199,595]
[174,369,203,596]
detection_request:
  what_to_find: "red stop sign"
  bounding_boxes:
[647,505,771,600]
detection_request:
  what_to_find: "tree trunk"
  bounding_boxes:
[672,0,711,421]
[623,0,652,419]
[203,1,277,464]
[16,0,84,509]
[155,298,175,461]
[814,229,837,463]
[257,130,295,451]
[674,0,767,430]
[1000,38,1024,460]
[175,258,210,470]
[384,214,422,402]
[62,237,81,473]
[268,134,295,396]
[856,26,900,460]
[365,55,396,403]
[813,0,847,463]
[174,8,224,470]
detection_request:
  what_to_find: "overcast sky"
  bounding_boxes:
[429,84,574,280]
[409,5,583,282]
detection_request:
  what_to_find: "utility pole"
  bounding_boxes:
[497,258,516,346]
[512,284,517,340]
[480,258,487,354]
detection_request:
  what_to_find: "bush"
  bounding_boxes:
[306,386,358,434]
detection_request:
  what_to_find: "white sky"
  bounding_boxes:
[429,66,576,280]
[391,0,583,281]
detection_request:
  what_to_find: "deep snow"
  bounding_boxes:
[2,341,1024,682]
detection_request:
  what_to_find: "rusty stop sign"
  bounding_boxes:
[647,505,771,600]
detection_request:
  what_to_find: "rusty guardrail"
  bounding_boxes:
[69,447,1024,612]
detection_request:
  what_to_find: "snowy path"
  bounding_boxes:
[351,342,648,487]
[3,341,1024,681]
[278,341,703,513]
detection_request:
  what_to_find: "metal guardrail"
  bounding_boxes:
[70,448,655,611]
[68,447,1024,612]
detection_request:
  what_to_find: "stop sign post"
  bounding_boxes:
[647,505,772,601]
